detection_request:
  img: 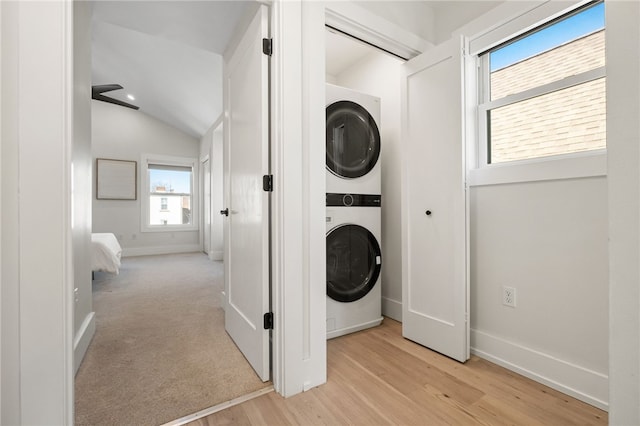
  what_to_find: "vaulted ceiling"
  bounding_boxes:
[91,1,255,138]
[91,1,501,140]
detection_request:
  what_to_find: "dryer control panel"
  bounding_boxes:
[326,193,381,207]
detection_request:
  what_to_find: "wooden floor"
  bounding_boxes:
[189,319,606,425]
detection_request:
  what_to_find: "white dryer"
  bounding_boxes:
[326,84,381,195]
[326,193,383,339]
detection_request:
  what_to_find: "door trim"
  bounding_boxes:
[200,154,210,254]
[324,2,432,60]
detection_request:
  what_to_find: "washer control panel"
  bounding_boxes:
[326,193,381,207]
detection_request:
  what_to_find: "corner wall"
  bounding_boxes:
[72,0,95,374]
[199,119,223,261]
[1,2,21,422]
[607,1,640,423]
[92,100,201,256]
[1,2,74,422]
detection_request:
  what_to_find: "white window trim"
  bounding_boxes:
[468,149,607,187]
[465,0,607,187]
[140,153,199,232]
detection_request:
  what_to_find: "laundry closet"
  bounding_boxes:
[324,27,405,336]
[321,0,610,410]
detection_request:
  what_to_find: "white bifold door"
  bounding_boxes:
[222,4,271,381]
[401,36,469,363]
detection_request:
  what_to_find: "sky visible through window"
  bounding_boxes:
[490,2,604,72]
[149,169,191,193]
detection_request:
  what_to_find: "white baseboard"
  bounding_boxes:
[471,329,608,411]
[382,296,402,322]
[122,244,202,257]
[209,250,223,261]
[327,316,383,339]
[73,312,96,374]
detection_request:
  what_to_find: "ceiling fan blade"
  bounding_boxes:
[92,93,139,110]
[92,84,123,95]
[91,84,139,110]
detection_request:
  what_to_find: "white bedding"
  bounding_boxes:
[91,233,122,274]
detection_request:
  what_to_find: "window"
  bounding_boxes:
[141,154,198,232]
[478,1,605,166]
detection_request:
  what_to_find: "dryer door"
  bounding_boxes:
[326,101,381,179]
[326,224,381,302]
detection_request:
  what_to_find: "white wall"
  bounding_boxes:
[353,1,436,44]
[199,119,223,261]
[72,0,95,374]
[92,100,201,256]
[456,0,609,409]
[607,1,640,423]
[432,1,506,44]
[469,178,608,407]
[1,1,74,423]
[1,2,21,422]
[331,50,404,321]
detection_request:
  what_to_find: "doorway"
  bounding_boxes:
[324,27,405,328]
[77,1,272,423]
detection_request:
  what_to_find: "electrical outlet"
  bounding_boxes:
[502,286,516,307]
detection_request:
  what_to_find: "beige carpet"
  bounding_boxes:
[75,253,270,426]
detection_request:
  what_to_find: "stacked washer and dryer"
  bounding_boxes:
[325,83,383,339]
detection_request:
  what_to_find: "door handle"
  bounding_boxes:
[220,208,229,216]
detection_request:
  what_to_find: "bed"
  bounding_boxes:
[91,233,122,275]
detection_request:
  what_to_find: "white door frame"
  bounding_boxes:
[270,0,434,396]
[200,155,210,254]
[1,1,75,423]
[269,0,327,396]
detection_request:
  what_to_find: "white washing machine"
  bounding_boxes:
[326,84,381,195]
[326,193,383,339]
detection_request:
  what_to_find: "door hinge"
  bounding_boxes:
[263,174,273,192]
[262,38,272,56]
[263,312,274,330]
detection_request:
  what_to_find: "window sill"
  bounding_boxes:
[467,150,607,187]
[141,225,198,233]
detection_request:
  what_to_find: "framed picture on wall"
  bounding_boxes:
[96,158,137,200]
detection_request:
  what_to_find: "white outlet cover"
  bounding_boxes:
[502,286,516,307]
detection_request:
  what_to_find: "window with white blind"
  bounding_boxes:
[141,154,198,232]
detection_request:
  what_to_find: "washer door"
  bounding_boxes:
[326,100,381,179]
[326,224,381,303]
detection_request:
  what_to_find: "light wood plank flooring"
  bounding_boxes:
[189,318,606,425]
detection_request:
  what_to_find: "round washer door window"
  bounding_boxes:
[326,224,381,303]
[326,100,381,179]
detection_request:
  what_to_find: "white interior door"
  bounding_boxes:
[223,4,270,381]
[203,158,211,255]
[401,36,469,363]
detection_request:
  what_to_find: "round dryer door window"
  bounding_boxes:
[326,224,382,303]
[326,100,381,179]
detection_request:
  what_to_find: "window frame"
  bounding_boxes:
[141,153,199,233]
[466,0,607,186]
